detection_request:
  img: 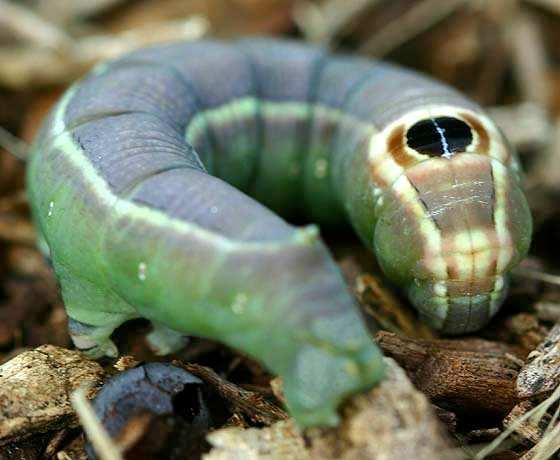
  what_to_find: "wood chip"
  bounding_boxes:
[0,345,104,445]
[205,420,308,460]
[517,324,560,398]
[377,331,521,417]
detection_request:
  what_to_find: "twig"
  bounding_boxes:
[70,387,122,460]
[0,0,73,50]
[0,125,29,161]
[293,0,381,45]
[488,103,551,153]
[176,362,288,425]
[506,9,551,107]
[359,0,468,57]
[36,0,129,25]
[376,332,520,417]
[513,266,560,286]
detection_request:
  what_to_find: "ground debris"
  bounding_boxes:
[204,420,308,460]
[205,358,456,460]
[0,345,103,446]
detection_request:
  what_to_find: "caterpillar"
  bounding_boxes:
[27,39,532,428]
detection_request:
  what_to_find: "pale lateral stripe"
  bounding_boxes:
[491,159,514,272]
[185,96,378,146]
[391,175,448,280]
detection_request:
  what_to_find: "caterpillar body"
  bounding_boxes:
[27,39,532,427]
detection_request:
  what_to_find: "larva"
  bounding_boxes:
[27,39,532,427]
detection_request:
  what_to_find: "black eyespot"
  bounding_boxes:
[406,117,473,158]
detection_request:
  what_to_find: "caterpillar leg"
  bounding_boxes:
[146,321,189,355]
[68,318,120,358]
[57,268,139,358]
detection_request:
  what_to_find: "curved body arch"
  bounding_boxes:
[27,39,532,427]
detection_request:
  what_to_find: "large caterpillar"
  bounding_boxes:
[27,39,532,427]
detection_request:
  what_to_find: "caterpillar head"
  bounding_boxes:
[369,107,532,334]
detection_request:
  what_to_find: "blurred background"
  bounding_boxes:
[1,0,560,457]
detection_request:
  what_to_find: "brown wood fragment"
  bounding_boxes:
[43,428,72,458]
[376,331,521,417]
[517,324,560,398]
[464,427,501,443]
[0,345,104,446]
[175,361,288,426]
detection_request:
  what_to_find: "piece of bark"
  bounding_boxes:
[376,331,521,417]
[176,362,288,426]
[517,324,560,398]
[308,358,457,459]
[464,427,502,443]
[0,345,104,446]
